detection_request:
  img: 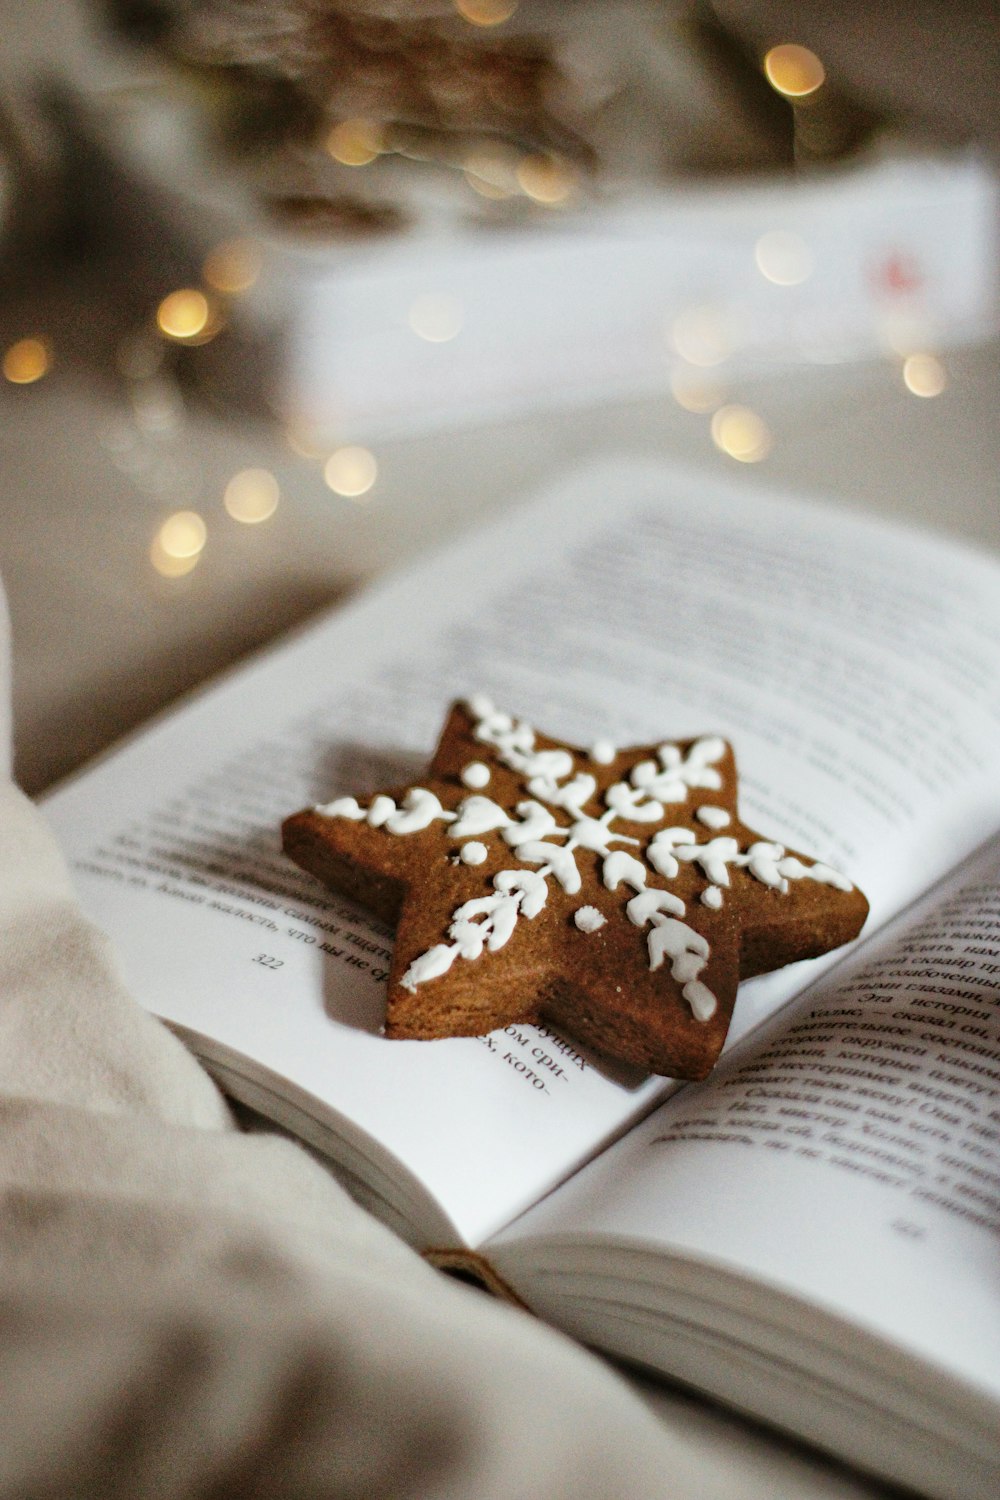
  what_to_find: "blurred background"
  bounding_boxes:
[2,0,998,794]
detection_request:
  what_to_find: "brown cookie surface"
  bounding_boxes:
[283,698,868,1079]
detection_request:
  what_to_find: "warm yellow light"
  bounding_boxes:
[455,0,518,25]
[516,154,576,205]
[326,119,384,166]
[902,353,946,399]
[324,445,377,498]
[203,238,262,294]
[670,306,734,368]
[150,537,201,578]
[670,365,725,414]
[3,337,51,384]
[157,510,207,559]
[710,405,772,463]
[754,230,812,286]
[156,289,212,341]
[464,151,518,199]
[408,293,464,342]
[224,468,280,524]
[764,44,826,98]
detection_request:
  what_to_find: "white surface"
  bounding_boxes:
[281,154,999,438]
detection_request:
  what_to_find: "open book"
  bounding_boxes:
[43,460,1000,1499]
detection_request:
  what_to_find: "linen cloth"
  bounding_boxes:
[0,585,724,1500]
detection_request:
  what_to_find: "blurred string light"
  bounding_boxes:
[3,337,51,384]
[710,405,772,463]
[327,119,384,167]
[150,510,206,577]
[464,151,518,199]
[902,353,946,398]
[156,288,224,345]
[763,44,826,99]
[455,0,518,25]
[203,237,263,295]
[324,445,377,498]
[516,153,577,205]
[408,292,464,342]
[754,230,813,286]
[224,467,280,523]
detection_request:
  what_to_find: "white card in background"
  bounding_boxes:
[277,155,999,439]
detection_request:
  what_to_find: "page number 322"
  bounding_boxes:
[253,954,284,970]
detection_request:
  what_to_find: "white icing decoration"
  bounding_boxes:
[777,855,853,891]
[316,795,365,820]
[528,771,596,815]
[627,738,725,808]
[385,788,452,835]
[494,869,548,918]
[604,781,670,823]
[329,696,853,1029]
[448,795,511,838]
[646,827,697,880]
[602,851,649,894]
[665,834,853,898]
[503,800,563,848]
[517,841,582,895]
[367,794,396,828]
[401,943,457,990]
[625,889,686,926]
[645,919,717,1021]
[681,835,742,887]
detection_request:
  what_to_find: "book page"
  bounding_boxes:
[43,459,1000,1246]
[491,837,1000,1399]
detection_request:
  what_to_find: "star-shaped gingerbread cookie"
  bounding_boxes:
[282,697,868,1079]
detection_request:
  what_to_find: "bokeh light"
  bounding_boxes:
[324,445,377,498]
[224,468,280,523]
[326,119,384,166]
[151,510,207,576]
[516,154,576,205]
[710,405,772,462]
[902,353,946,398]
[464,151,518,199]
[157,510,207,557]
[156,289,222,344]
[455,0,518,25]
[3,337,51,384]
[764,44,826,99]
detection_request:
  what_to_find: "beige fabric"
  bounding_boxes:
[0,605,714,1498]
